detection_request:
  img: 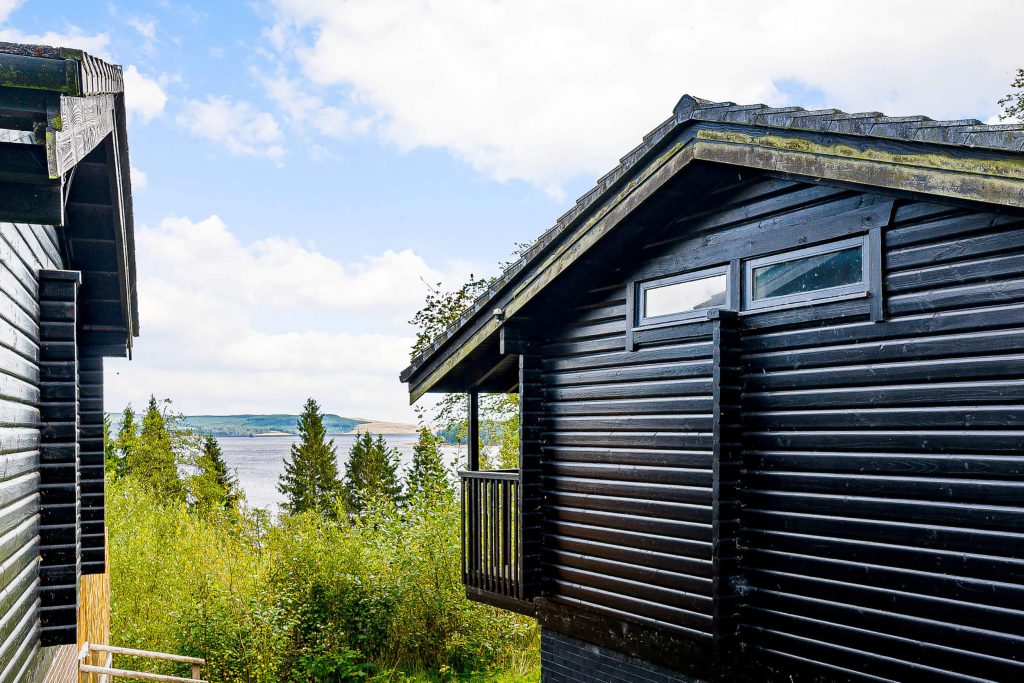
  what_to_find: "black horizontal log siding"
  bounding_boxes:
[520,354,545,600]
[540,285,718,642]
[529,174,1024,681]
[78,354,104,574]
[0,222,64,681]
[737,199,1024,682]
[37,269,80,647]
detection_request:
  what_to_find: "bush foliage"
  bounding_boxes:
[107,409,537,682]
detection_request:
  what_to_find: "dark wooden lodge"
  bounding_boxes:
[0,42,137,681]
[401,94,1024,682]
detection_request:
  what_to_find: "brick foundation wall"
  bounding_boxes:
[541,628,699,683]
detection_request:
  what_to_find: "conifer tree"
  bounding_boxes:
[104,413,122,478]
[343,432,403,513]
[406,427,448,500]
[277,398,342,516]
[131,396,186,501]
[115,404,139,475]
[192,435,243,513]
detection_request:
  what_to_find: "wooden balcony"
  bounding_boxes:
[460,469,534,615]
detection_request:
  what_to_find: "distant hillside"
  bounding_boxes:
[106,413,421,438]
[184,414,366,437]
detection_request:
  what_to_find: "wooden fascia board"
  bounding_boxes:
[408,139,697,402]
[105,129,133,350]
[113,93,139,340]
[407,125,1024,400]
[0,52,80,95]
[693,129,1024,208]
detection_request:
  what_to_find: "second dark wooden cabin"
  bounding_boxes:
[402,94,1024,682]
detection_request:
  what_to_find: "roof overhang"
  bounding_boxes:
[402,96,1024,402]
[0,42,137,356]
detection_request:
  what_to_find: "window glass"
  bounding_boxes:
[751,245,862,301]
[644,273,727,319]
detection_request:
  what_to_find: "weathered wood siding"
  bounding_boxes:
[738,199,1024,681]
[78,355,104,574]
[38,270,80,646]
[534,175,1024,680]
[0,221,64,681]
[540,293,717,641]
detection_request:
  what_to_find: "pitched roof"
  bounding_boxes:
[0,40,138,352]
[401,93,1024,392]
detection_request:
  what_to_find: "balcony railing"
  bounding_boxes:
[460,469,532,614]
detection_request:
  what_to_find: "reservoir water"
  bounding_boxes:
[218,434,466,511]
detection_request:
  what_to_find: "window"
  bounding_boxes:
[744,236,869,310]
[637,266,729,324]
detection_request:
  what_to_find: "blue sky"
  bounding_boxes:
[0,0,1019,421]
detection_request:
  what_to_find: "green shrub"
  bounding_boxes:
[107,475,537,681]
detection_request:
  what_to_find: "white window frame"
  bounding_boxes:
[743,235,870,312]
[635,264,731,326]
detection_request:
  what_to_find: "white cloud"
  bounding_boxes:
[253,66,372,141]
[130,164,147,190]
[0,26,109,56]
[0,0,20,23]
[177,97,285,161]
[267,0,1024,193]
[105,215,470,420]
[123,65,168,122]
[127,16,157,41]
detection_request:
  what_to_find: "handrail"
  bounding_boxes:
[459,469,519,480]
[79,641,207,683]
[88,644,204,665]
[79,665,207,683]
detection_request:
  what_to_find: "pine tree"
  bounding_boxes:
[104,413,122,478]
[115,404,139,474]
[192,435,243,513]
[130,396,186,501]
[999,68,1024,121]
[277,398,342,516]
[343,432,403,513]
[406,427,448,500]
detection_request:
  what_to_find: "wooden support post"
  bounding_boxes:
[710,309,742,671]
[467,391,479,471]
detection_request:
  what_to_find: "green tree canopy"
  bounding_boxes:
[277,398,343,516]
[999,68,1024,121]
[114,404,139,478]
[127,396,187,501]
[408,272,522,460]
[191,435,243,514]
[104,413,122,478]
[405,428,449,500]
[343,432,403,513]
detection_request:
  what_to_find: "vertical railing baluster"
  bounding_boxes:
[472,478,479,590]
[515,479,521,598]
[491,480,498,594]
[498,479,505,595]
[502,480,510,594]
[459,471,523,601]
[461,478,466,585]
[482,480,489,593]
